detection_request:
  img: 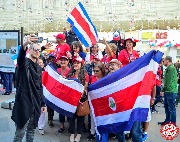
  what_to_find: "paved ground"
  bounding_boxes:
[0,92,180,142]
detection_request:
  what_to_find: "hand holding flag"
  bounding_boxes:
[42,63,84,117]
[88,50,163,135]
[67,2,98,47]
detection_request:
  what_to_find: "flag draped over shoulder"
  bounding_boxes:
[42,64,84,118]
[67,2,98,47]
[88,50,163,134]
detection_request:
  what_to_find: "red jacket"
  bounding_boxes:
[156,66,162,86]
[118,49,139,66]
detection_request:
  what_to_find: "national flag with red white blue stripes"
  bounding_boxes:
[67,2,98,47]
[42,64,84,117]
[88,50,163,135]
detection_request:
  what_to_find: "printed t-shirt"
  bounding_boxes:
[118,49,139,66]
[52,43,70,59]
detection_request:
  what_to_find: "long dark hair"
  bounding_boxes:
[90,44,99,54]
[93,62,106,77]
[67,64,86,86]
[71,41,83,52]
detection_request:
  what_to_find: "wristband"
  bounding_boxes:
[151,98,156,100]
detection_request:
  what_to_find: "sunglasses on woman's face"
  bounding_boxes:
[93,70,100,73]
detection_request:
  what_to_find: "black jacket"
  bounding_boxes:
[11,46,44,129]
[109,40,125,58]
[65,30,79,46]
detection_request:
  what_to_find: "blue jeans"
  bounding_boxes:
[176,85,180,105]
[131,121,143,142]
[3,73,13,93]
[96,132,125,142]
[164,92,177,123]
[176,92,180,105]
[151,86,162,110]
[96,122,142,142]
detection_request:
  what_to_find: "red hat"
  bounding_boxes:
[113,31,121,41]
[124,38,136,47]
[72,57,84,64]
[54,33,65,40]
[59,56,69,60]
[93,56,100,61]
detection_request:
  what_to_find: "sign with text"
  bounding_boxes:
[0,54,15,73]
[142,32,156,40]
[156,32,167,39]
[142,31,168,40]
[0,30,20,54]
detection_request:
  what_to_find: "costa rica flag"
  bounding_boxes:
[67,2,98,47]
[42,63,84,117]
[88,50,163,135]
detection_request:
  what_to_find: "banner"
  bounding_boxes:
[0,54,15,72]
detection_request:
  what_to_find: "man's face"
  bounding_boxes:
[56,38,60,43]
[109,63,119,73]
[29,44,41,59]
[56,38,64,44]
[71,28,74,34]
[163,59,169,67]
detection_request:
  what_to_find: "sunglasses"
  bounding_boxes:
[93,70,100,73]
[109,63,117,67]
[33,47,41,53]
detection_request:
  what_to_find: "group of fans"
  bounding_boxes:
[35,27,152,142]
[9,27,179,142]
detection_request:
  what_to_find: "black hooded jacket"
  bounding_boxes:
[65,30,79,46]
[11,46,44,129]
[109,39,125,58]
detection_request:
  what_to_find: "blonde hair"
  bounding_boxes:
[108,43,117,52]
[29,43,40,50]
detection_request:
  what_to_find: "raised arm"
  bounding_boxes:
[17,40,29,67]
[17,35,38,67]
[103,37,114,57]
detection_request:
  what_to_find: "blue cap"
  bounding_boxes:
[48,54,56,58]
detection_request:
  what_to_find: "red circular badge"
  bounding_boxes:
[160,123,179,140]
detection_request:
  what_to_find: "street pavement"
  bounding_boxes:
[0,92,180,142]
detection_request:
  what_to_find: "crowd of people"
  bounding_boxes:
[0,27,179,142]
